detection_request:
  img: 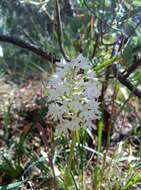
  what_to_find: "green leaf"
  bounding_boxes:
[132,69,141,81]
[93,165,102,189]
[122,34,141,64]
[121,171,141,190]
[0,179,28,190]
[64,167,73,189]
[133,0,141,6]
[95,55,118,73]
[97,120,104,153]
[0,157,22,178]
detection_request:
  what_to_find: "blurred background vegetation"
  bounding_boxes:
[0,0,140,82]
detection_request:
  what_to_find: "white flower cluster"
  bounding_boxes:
[47,54,101,134]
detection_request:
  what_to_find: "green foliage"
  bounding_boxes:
[0,157,22,178]
[121,171,141,190]
[95,55,119,73]
[93,165,102,190]
[0,179,28,190]
[122,34,141,64]
[133,0,141,6]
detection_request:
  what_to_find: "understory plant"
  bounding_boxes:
[46,54,101,189]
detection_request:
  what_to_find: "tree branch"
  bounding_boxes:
[0,34,59,63]
[124,58,141,78]
[112,63,141,98]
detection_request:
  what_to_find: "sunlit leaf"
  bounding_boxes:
[133,0,141,6]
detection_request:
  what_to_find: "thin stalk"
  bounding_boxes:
[64,131,76,190]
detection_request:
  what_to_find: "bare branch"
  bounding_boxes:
[0,34,59,63]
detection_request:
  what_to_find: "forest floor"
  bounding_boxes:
[0,75,141,190]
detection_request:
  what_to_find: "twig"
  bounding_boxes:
[55,0,70,61]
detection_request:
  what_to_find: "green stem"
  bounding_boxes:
[68,131,75,168]
[64,131,76,190]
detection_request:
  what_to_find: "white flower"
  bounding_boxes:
[62,116,81,131]
[48,104,68,120]
[47,54,101,134]
[69,99,82,110]
[71,54,91,70]
[84,120,95,130]
[84,81,101,99]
